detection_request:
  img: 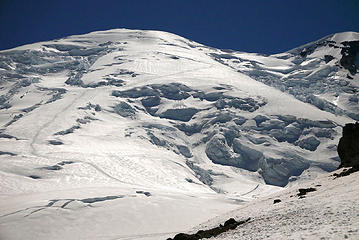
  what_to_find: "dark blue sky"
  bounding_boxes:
[1,0,358,54]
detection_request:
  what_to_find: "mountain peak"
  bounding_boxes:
[0,29,358,240]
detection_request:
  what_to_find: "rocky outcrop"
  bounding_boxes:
[167,218,251,240]
[337,122,359,168]
[340,41,359,75]
[297,187,317,198]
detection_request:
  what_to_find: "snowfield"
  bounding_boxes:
[0,29,358,239]
[194,169,359,240]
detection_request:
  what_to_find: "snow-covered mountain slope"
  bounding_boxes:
[192,169,359,240]
[212,32,359,120]
[0,29,358,239]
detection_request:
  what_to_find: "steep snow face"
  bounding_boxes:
[0,29,357,239]
[212,32,359,121]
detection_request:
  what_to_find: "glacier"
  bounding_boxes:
[0,29,358,239]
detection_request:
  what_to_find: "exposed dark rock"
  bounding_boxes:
[57,161,74,166]
[80,195,124,204]
[76,118,91,124]
[340,41,359,75]
[28,175,41,179]
[333,167,359,178]
[22,104,41,113]
[0,151,17,156]
[42,165,63,171]
[135,191,151,197]
[114,69,138,77]
[160,108,199,122]
[185,178,194,183]
[337,122,359,168]
[0,133,17,139]
[94,104,102,112]
[54,125,80,135]
[324,55,335,63]
[48,140,64,145]
[300,47,315,58]
[213,86,228,90]
[297,187,317,197]
[167,217,251,240]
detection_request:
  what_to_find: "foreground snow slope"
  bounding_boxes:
[194,169,359,240]
[0,29,358,239]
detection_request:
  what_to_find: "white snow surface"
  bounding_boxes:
[194,169,359,240]
[330,31,359,43]
[0,29,358,239]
